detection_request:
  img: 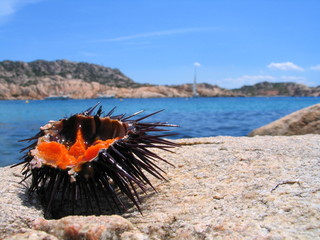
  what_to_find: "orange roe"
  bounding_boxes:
[36,129,120,170]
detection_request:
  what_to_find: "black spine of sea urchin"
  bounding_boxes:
[14,105,178,218]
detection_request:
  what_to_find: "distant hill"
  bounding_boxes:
[0,59,139,88]
[172,83,240,97]
[0,60,319,99]
[233,81,320,96]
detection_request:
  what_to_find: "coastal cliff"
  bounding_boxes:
[1,60,320,99]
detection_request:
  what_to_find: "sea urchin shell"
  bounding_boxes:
[15,104,178,218]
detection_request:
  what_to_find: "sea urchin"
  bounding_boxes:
[14,104,178,218]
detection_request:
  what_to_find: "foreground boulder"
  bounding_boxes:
[249,103,320,136]
[1,136,320,239]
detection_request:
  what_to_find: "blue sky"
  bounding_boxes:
[0,0,319,89]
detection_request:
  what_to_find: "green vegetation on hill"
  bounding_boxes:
[233,81,315,96]
[0,59,141,88]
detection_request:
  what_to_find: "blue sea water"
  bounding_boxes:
[0,97,319,167]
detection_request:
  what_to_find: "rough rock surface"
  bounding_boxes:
[32,215,147,239]
[4,230,59,240]
[1,135,320,239]
[0,164,43,239]
[249,103,320,136]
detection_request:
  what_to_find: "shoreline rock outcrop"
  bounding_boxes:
[249,103,320,136]
[1,135,320,239]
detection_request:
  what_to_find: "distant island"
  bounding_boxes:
[0,60,319,100]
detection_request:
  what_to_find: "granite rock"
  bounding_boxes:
[249,103,320,136]
[0,165,43,239]
[32,215,147,240]
[3,230,58,240]
[1,135,319,239]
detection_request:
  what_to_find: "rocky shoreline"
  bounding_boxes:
[249,103,320,136]
[0,76,241,100]
[1,135,319,239]
[1,60,320,99]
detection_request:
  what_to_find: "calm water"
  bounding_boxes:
[0,97,319,167]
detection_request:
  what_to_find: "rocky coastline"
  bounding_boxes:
[1,60,320,100]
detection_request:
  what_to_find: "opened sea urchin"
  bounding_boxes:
[15,104,178,218]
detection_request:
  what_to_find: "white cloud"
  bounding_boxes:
[267,62,304,71]
[94,27,217,42]
[310,64,320,71]
[0,0,43,23]
[194,62,201,67]
[0,1,15,17]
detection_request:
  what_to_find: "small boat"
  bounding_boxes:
[96,94,115,99]
[45,95,70,100]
